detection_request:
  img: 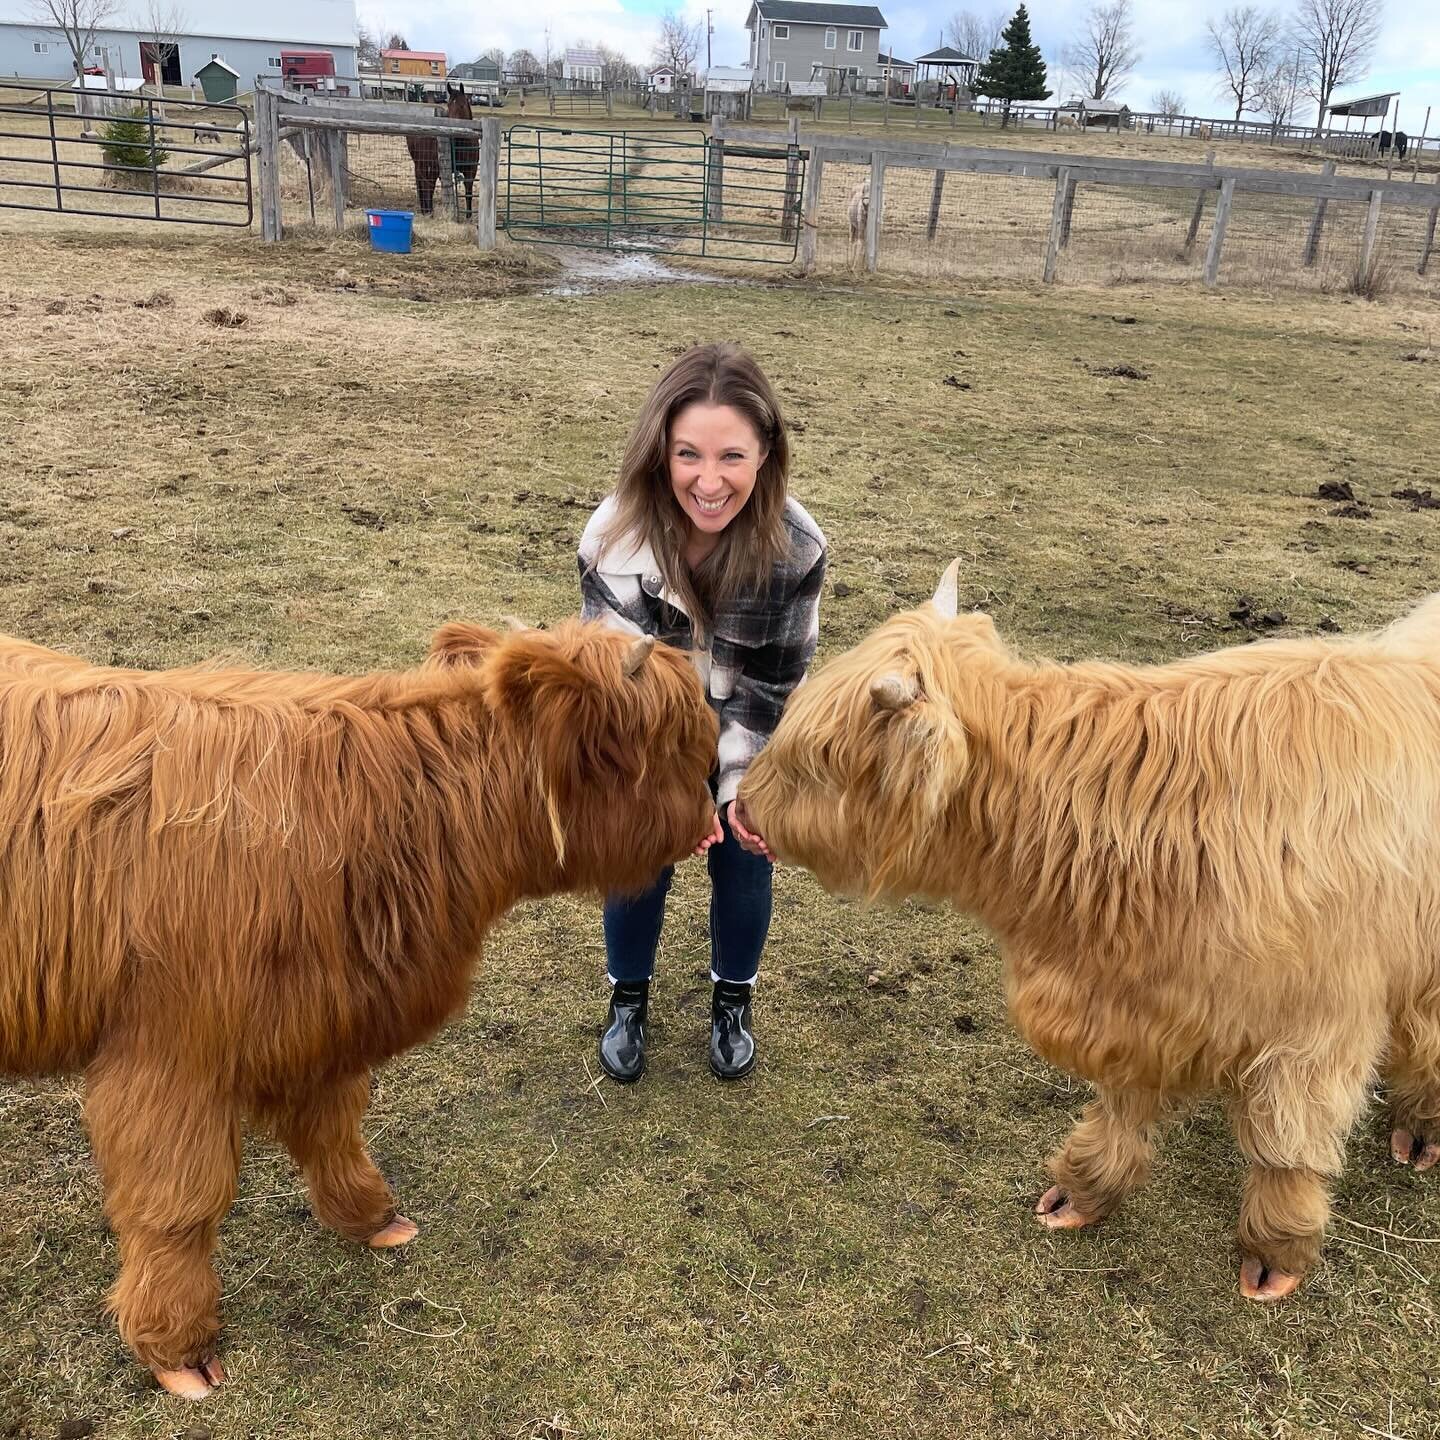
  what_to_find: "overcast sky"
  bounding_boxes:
[360,0,1438,134]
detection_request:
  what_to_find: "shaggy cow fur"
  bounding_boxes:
[741,564,1440,1301]
[0,621,716,1396]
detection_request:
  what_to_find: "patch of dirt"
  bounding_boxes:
[1330,502,1373,519]
[1091,363,1149,380]
[203,306,249,328]
[1316,480,1355,502]
[941,375,972,389]
[1229,597,1287,629]
[133,290,174,310]
[339,504,386,531]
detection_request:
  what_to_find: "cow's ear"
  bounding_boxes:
[482,633,587,863]
[427,621,502,668]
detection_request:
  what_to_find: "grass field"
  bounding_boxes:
[2,218,1440,1440]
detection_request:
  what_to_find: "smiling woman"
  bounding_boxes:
[577,343,827,1086]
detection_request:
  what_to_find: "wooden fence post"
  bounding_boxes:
[1058,172,1078,247]
[864,149,884,271]
[1420,170,1440,275]
[476,117,500,249]
[1043,166,1070,282]
[799,143,824,272]
[438,136,456,217]
[1359,187,1383,276]
[781,115,801,243]
[1203,175,1235,286]
[709,114,727,225]
[926,168,945,240]
[329,129,345,231]
[255,86,281,241]
[1184,147,1215,252]
[1302,159,1336,266]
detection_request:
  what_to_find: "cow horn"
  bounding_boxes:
[931,558,961,619]
[623,634,655,677]
[870,672,918,711]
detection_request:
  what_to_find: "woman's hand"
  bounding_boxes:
[727,799,774,862]
[693,810,724,857]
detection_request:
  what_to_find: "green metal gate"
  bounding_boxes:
[502,125,804,262]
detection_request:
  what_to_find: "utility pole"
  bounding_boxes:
[706,8,713,69]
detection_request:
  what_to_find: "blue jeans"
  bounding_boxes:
[604,812,773,985]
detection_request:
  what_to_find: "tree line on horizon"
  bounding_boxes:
[359,0,1383,127]
[946,0,1385,128]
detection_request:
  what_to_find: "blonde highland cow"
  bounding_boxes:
[741,562,1440,1300]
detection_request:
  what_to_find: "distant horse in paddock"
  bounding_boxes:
[448,85,479,221]
[405,85,479,220]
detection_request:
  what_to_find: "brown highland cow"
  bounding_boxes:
[742,562,1440,1301]
[0,621,716,1398]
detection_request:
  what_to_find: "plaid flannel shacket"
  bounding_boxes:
[578,495,827,807]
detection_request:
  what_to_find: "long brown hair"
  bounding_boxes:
[601,342,790,640]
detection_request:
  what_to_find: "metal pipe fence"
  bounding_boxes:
[0,79,251,227]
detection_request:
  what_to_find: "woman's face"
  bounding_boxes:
[668,402,768,539]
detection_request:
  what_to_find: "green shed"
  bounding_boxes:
[194,57,240,103]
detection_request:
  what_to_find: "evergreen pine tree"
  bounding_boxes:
[100,108,169,184]
[974,4,1050,124]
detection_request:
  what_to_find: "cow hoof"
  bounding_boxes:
[369,1215,419,1248]
[1391,1128,1440,1171]
[154,1356,224,1400]
[1034,1185,1096,1229]
[1238,1256,1302,1301]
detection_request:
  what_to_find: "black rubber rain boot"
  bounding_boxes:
[598,980,650,1084]
[709,980,756,1081]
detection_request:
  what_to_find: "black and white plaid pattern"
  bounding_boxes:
[579,496,827,806]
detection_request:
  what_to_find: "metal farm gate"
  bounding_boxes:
[0,80,252,227]
[501,125,804,262]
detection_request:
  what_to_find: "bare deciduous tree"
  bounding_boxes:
[27,0,119,76]
[651,8,702,79]
[1150,87,1186,118]
[509,47,541,82]
[596,45,639,85]
[384,32,408,51]
[1206,5,1282,119]
[945,8,1006,61]
[481,46,505,72]
[1255,44,1305,126]
[356,23,380,69]
[1066,0,1141,100]
[1292,0,1381,127]
[140,0,185,88]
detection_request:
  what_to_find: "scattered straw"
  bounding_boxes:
[379,1291,467,1340]
[523,1137,560,1185]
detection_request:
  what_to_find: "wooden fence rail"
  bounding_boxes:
[731,123,1440,285]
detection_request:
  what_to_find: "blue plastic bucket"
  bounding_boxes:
[366,209,413,254]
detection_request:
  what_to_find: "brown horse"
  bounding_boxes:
[405,84,478,219]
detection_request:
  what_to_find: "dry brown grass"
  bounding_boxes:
[1,216,1439,1440]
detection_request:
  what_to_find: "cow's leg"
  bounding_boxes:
[256,1072,415,1247]
[1387,994,1440,1171]
[1035,1085,1163,1229]
[1230,1057,1370,1302]
[85,1054,241,1400]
